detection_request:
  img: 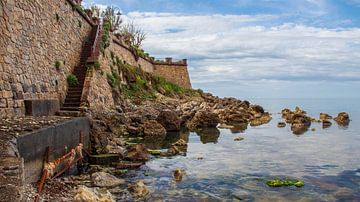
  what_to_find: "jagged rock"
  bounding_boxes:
[141,120,166,137]
[74,185,115,202]
[186,110,220,130]
[125,144,149,162]
[91,172,125,187]
[320,113,332,121]
[250,113,272,126]
[277,122,286,128]
[291,114,311,135]
[196,128,220,144]
[128,181,149,199]
[334,112,350,126]
[156,109,181,131]
[172,139,187,147]
[167,145,180,155]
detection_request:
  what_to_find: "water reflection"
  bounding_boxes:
[142,128,190,150]
[195,128,220,144]
[230,123,248,134]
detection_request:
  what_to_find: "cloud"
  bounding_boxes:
[123,12,360,88]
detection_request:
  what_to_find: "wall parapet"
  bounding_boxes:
[66,0,96,27]
[153,58,187,66]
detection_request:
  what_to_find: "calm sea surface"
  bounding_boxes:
[123,98,360,201]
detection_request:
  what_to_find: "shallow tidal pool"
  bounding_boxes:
[123,98,360,201]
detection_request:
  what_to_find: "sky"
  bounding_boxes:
[83,0,360,99]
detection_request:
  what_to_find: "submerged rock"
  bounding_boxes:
[125,144,149,162]
[173,169,185,182]
[128,181,149,199]
[167,145,180,156]
[156,109,181,131]
[334,112,350,126]
[234,137,244,141]
[196,128,220,144]
[91,172,125,188]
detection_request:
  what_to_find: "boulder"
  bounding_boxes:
[141,120,166,137]
[334,112,350,126]
[125,144,149,162]
[128,181,149,199]
[91,172,125,187]
[74,185,115,202]
[156,109,181,131]
[186,110,220,130]
[291,114,311,135]
[167,145,180,156]
[320,113,332,121]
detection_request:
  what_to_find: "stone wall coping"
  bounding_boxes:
[66,0,96,27]
[112,37,187,67]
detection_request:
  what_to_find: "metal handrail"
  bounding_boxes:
[91,19,103,57]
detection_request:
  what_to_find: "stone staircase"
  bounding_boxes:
[58,25,100,116]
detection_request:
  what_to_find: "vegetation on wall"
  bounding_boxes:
[67,74,79,86]
[105,52,195,100]
[101,20,111,52]
[55,60,61,70]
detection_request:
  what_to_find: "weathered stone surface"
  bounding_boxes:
[128,181,149,199]
[0,0,93,118]
[91,172,125,187]
[125,144,149,162]
[186,110,220,130]
[156,109,181,131]
[74,185,115,202]
[141,120,166,137]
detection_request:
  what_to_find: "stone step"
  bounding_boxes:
[60,106,80,111]
[56,110,81,117]
[63,102,81,106]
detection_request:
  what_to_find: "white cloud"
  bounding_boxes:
[123,12,360,88]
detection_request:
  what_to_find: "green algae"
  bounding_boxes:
[266,179,304,188]
[148,150,162,155]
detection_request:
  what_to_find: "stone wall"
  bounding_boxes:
[112,38,154,73]
[154,59,192,89]
[0,0,93,118]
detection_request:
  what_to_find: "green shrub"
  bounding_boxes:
[67,74,79,86]
[94,60,101,70]
[55,60,61,70]
[101,21,111,52]
[107,70,120,87]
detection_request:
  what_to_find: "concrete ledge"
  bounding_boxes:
[24,99,60,116]
[17,117,90,183]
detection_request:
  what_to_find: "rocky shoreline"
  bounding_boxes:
[11,92,351,201]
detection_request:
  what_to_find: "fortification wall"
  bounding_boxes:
[154,59,192,89]
[0,0,93,118]
[112,38,154,72]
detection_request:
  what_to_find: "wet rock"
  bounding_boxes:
[334,112,350,126]
[290,114,311,135]
[173,168,185,181]
[277,122,286,128]
[320,113,332,121]
[250,113,272,127]
[156,109,181,131]
[74,185,115,202]
[172,139,187,147]
[125,144,149,162]
[322,120,332,128]
[167,145,180,155]
[218,123,234,129]
[91,172,125,187]
[229,123,248,134]
[128,181,149,199]
[186,110,220,130]
[141,120,166,137]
